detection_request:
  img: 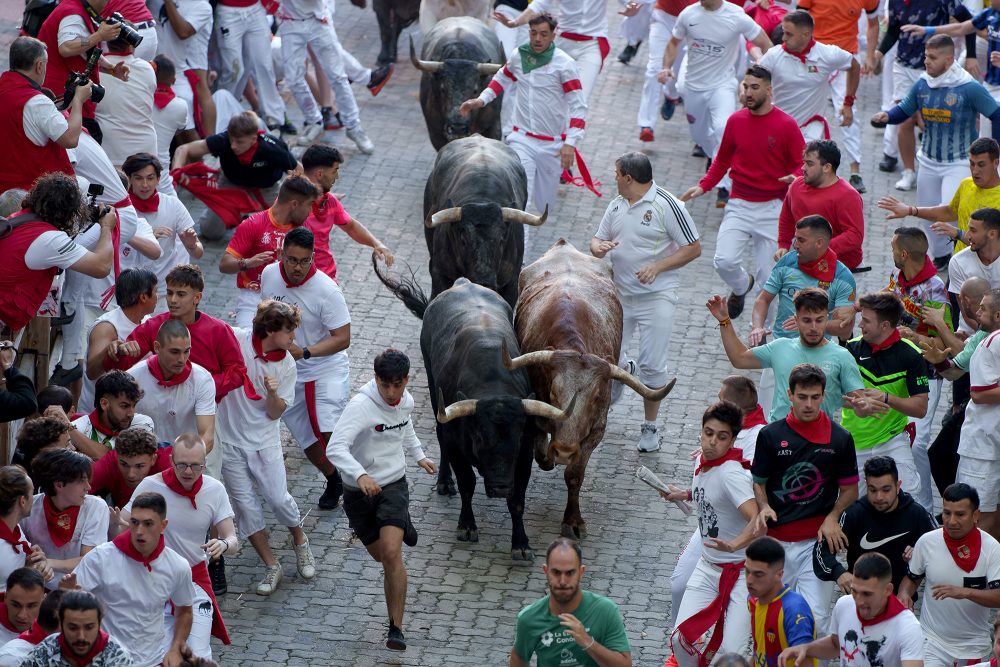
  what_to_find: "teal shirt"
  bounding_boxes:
[955,330,989,371]
[752,337,866,422]
[513,592,630,666]
[763,252,857,339]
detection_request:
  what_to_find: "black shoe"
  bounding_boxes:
[692,144,706,158]
[268,121,298,136]
[318,470,343,509]
[386,624,406,651]
[849,174,867,194]
[403,519,418,547]
[208,556,227,596]
[715,187,729,209]
[660,96,678,121]
[933,254,951,272]
[49,363,82,387]
[618,41,640,64]
[878,153,898,173]
[368,64,394,96]
[726,274,754,319]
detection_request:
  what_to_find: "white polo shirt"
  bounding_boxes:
[758,42,855,126]
[22,96,68,147]
[73,540,194,667]
[20,494,109,585]
[217,328,296,450]
[259,264,351,383]
[94,54,157,167]
[128,359,216,442]
[673,1,761,91]
[594,181,700,296]
[829,594,923,667]
[959,330,1000,461]
[24,232,88,272]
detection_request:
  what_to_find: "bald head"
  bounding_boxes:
[173,433,206,454]
[961,277,991,303]
[156,319,189,345]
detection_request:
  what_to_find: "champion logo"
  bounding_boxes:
[374,420,409,433]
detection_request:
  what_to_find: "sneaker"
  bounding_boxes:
[618,41,640,64]
[726,274,754,319]
[691,144,706,158]
[386,624,406,651]
[932,254,952,272]
[268,121,298,136]
[318,470,343,509]
[637,423,661,453]
[878,153,898,173]
[346,126,375,155]
[256,564,282,596]
[208,556,227,596]
[49,363,82,387]
[294,537,316,579]
[367,63,394,96]
[403,519,418,547]
[715,187,729,209]
[299,121,324,144]
[849,174,866,194]
[322,107,344,130]
[610,359,635,405]
[639,127,654,142]
[660,97,678,121]
[895,169,917,191]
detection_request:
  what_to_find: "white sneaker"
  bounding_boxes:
[299,121,324,145]
[637,423,661,453]
[294,537,316,580]
[346,126,375,155]
[610,359,635,405]
[895,169,916,191]
[256,564,283,596]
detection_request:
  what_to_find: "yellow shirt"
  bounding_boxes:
[949,177,1000,253]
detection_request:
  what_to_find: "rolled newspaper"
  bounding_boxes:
[636,466,693,515]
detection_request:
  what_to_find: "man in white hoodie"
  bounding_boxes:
[326,349,436,653]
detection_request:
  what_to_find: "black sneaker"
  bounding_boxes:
[933,254,951,272]
[691,144,706,158]
[386,624,406,651]
[318,470,343,509]
[403,519,418,547]
[367,64,394,96]
[726,274,754,319]
[660,96,678,121]
[878,153,898,173]
[617,41,640,64]
[49,363,82,387]
[208,556,227,596]
[268,121,298,136]
[849,174,867,194]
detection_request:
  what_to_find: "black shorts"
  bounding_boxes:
[343,477,410,546]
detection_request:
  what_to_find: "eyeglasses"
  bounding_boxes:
[172,462,205,472]
[284,256,313,268]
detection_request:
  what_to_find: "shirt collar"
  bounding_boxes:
[626,181,659,208]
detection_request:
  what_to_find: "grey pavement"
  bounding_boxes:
[2,4,942,665]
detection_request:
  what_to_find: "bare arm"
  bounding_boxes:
[750,30,773,54]
[56,88,89,148]
[127,235,162,260]
[162,0,197,38]
[887,392,928,418]
[510,649,528,667]
[292,324,350,360]
[85,322,119,381]
[68,211,116,278]
[196,414,214,454]
[749,290,776,345]
[164,606,192,667]
[971,386,1000,405]
[825,305,856,338]
[171,140,210,171]
[662,37,682,71]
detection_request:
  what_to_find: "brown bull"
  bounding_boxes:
[504,239,675,538]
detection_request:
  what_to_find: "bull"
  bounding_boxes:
[410,19,504,150]
[504,239,675,539]
[373,271,570,560]
[423,135,546,308]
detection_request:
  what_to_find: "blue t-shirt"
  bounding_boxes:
[762,252,857,340]
[897,79,1000,162]
[890,0,959,69]
[973,8,1000,86]
[752,337,865,422]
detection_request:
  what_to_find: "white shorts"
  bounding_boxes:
[163,583,213,661]
[892,61,922,102]
[282,375,350,449]
[923,635,990,667]
[855,430,921,499]
[956,455,1000,512]
[222,443,301,536]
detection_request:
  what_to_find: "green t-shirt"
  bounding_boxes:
[513,592,630,666]
[955,330,989,371]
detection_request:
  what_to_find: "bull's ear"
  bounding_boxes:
[446,198,454,208]
[456,390,468,400]
[527,392,535,400]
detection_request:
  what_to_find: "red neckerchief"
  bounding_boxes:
[59,629,109,667]
[943,527,982,573]
[798,247,838,282]
[0,521,32,556]
[129,189,159,214]
[857,594,907,632]
[234,132,265,166]
[695,447,752,475]
[0,600,18,635]
[742,405,767,429]
[42,496,80,548]
[17,621,49,645]
[897,256,938,288]
[162,467,202,509]
[87,410,117,438]
[111,531,164,572]
[153,83,176,110]
[785,410,832,444]
[146,356,192,388]
[782,38,816,64]
[278,261,316,288]
[252,333,287,362]
[868,329,902,354]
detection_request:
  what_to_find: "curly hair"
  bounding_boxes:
[15,418,72,470]
[22,173,86,234]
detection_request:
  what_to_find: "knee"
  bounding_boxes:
[381,542,403,565]
[199,215,227,241]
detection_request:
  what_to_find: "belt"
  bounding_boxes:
[134,19,156,29]
[512,126,557,141]
[559,32,611,68]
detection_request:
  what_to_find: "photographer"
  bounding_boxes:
[0,36,83,194]
[0,173,116,336]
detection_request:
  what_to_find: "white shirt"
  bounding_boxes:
[736,423,763,462]
[529,0,608,37]
[24,232,88,271]
[70,412,154,450]
[0,636,41,666]
[477,48,587,146]
[0,540,28,593]
[673,2,762,91]
[152,96,188,172]
[758,41,855,126]
[908,528,1000,658]
[125,474,234,567]
[595,181,700,296]
[156,0,213,71]
[949,247,1000,293]
[21,494,109,585]
[0,630,15,650]
[77,307,149,414]
[73,540,194,667]
[259,264,351,383]
[57,14,91,46]
[959,330,1000,461]
[128,359,216,442]
[22,95,68,147]
[130,194,195,289]
[94,54,157,167]
[690,457,754,563]
[217,328,296,450]
[828,594,924,667]
[120,217,157,272]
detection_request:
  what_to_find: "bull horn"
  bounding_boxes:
[436,388,478,423]
[608,364,677,401]
[522,393,577,422]
[501,338,556,371]
[409,36,444,73]
[477,62,502,75]
[427,207,463,228]
[501,204,548,227]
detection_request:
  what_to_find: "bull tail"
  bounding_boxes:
[372,254,429,319]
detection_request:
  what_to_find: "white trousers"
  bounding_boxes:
[163,584,213,660]
[215,3,286,126]
[923,636,990,667]
[618,1,651,45]
[670,557,751,667]
[280,16,361,130]
[758,367,775,420]
[882,45,899,159]
[670,529,703,619]
[60,303,104,365]
[557,36,603,103]
[854,431,921,499]
[828,65,862,166]
[678,81,736,160]
[619,291,678,389]
[638,9,683,128]
[506,131,561,217]
[910,377,942,511]
[916,153,968,259]
[777,538,833,634]
[713,198,781,295]
[223,443,302,536]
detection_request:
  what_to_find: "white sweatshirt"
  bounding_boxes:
[326,379,427,489]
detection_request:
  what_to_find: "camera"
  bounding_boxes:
[104,12,144,49]
[60,48,104,110]
[86,184,110,227]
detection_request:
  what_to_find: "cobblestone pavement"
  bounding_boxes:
[3,5,940,664]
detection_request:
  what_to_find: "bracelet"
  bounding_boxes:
[237,259,247,271]
[956,228,964,242]
[843,95,856,107]
[719,318,732,329]
[883,391,889,405]
[925,26,936,37]
[583,636,596,652]
[686,489,693,502]
[909,206,917,217]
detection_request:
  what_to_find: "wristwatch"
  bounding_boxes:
[302,347,312,360]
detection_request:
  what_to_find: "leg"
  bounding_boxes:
[376,526,407,628]
[750,200,781,291]
[828,67,862,174]
[638,13,671,130]
[669,558,722,667]
[508,427,535,560]
[312,24,362,130]
[249,447,305,546]
[669,531,702,624]
[719,575,751,654]
[561,448,595,539]
[635,292,677,422]
[783,540,833,634]
[451,450,480,542]
[221,445,269,562]
[897,116,917,173]
[192,70,216,139]
[242,4,286,126]
[910,377,941,511]
[186,587,215,660]
[279,22,323,125]
[713,202,754,295]
[705,83,737,160]
[679,87,712,152]
[915,155,953,260]
[304,440,335,476]
[214,6,248,96]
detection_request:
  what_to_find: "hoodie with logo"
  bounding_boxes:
[325,379,427,489]
[813,491,937,594]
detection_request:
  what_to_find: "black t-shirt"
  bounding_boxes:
[205,131,296,188]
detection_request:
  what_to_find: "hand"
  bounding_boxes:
[871,111,889,128]
[877,195,910,219]
[898,591,914,610]
[754,506,777,534]
[900,24,926,36]
[373,245,395,267]
[202,538,227,560]
[747,327,771,347]
[557,613,591,647]
[559,144,575,171]
[98,207,118,232]
[897,326,917,340]
[58,572,78,591]
[418,458,437,474]
[837,572,854,594]
[72,79,93,105]
[839,105,854,127]
[459,99,485,117]
[680,185,704,202]
[107,340,141,362]
[110,60,130,82]
[262,374,280,395]
[993,51,1000,68]
[492,10,516,27]
[108,506,127,532]
[703,537,738,552]
[619,1,641,15]
[756,0,771,8]
[844,392,890,417]
[656,69,675,84]
[778,174,796,184]
[178,227,200,248]
[773,247,789,262]
[921,304,949,331]
[288,343,304,361]
[706,295,730,323]
[818,514,848,553]
[43,405,70,424]
[153,226,175,239]
[931,584,968,600]
[965,57,982,80]
[358,474,381,496]
[658,488,689,502]
[777,644,810,667]
[94,20,122,42]
[780,315,798,332]
[174,170,190,186]
[903,545,914,562]
[162,646,184,667]
[930,221,959,239]
[246,251,275,269]
[592,240,618,257]
[0,342,14,372]
[635,263,660,285]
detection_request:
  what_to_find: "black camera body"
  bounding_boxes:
[87,184,110,226]
[61,47,104,110]
[104,11,143,48]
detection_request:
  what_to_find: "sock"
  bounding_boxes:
[642,421,656,430]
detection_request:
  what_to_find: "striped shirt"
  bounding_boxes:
[895,79,1000,162]
[749,585,815,667]
[973,8,1000,87]
[595,181,699,295]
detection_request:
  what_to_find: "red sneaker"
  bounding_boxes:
[639,127,654,142]
[368,64,394,97]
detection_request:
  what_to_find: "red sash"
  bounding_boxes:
[183,70,205,137]
[559,32,611,68]
[676,561,745,667]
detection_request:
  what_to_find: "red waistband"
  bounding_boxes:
[512,126,560,141]
[560,31,596,41]
[767,516,824,542]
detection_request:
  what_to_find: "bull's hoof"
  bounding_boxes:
[560,522,587,540]
[436,479,457,496]
[511,546,535,562]
[456,527,479,542]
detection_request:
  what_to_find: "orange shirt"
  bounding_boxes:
[797,0,879,54]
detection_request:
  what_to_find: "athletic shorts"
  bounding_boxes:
[343,477,410,546]
[956,455,1000,512]
[282,374,350,449]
